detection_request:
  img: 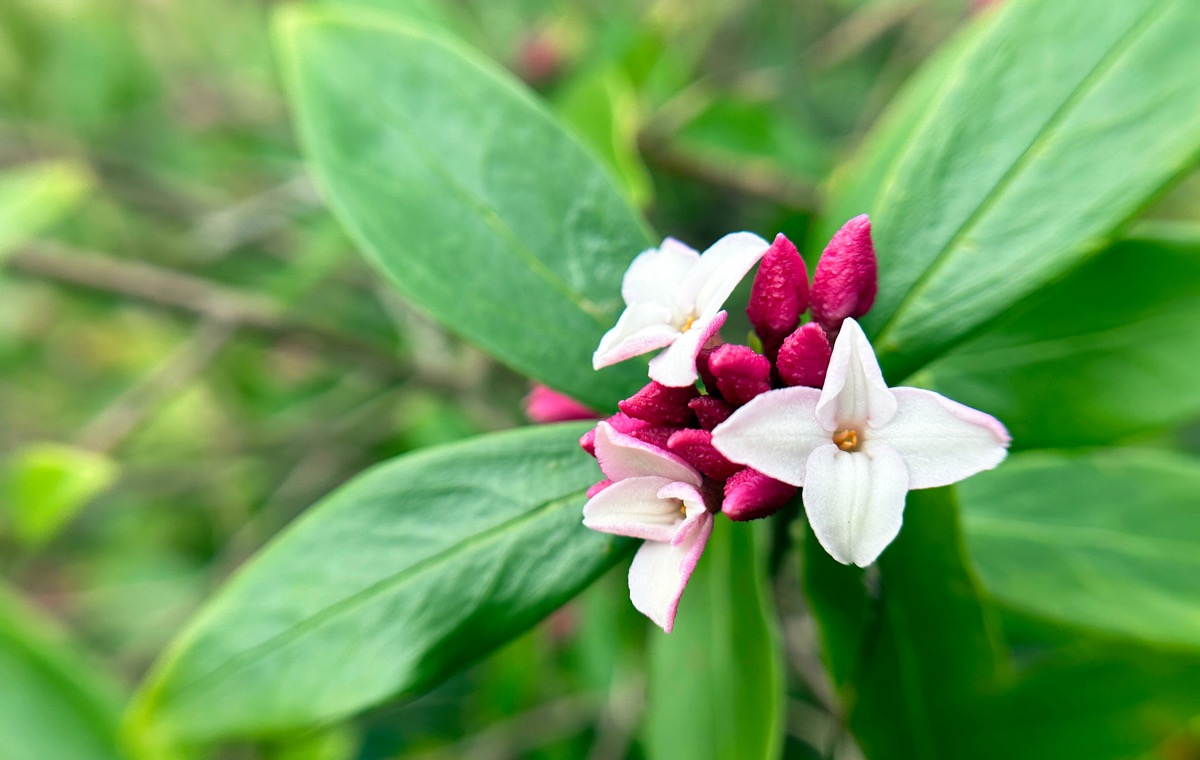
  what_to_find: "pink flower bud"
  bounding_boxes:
[667,429,741,482]
[696,346,721,398]
[524,384,598,423]
[747,233,809,358]
[688,396,735,430]
[722,468,797,521]
[776,322,832,388]
[618,381,698,426]
[580,413,679,456]
[707,344,772,407]
[810,215,877,333]
[586,479,613,498]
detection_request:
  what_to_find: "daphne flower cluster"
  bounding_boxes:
[571,217,1009,632]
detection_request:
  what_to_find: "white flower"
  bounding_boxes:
[581,422,714,632]
[593,233,771,387]
[711,318,1009,566]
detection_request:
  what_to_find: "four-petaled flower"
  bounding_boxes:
[582,421,715,632]
[712,318,1010,566]
[592,233,771,387]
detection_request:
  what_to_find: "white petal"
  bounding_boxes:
[656,480,710,520]
[593,422,702,486]
[874,387,1010,489]
[646,311,726,387]
[582,476,682,542]
[816,317,897,431]
[711,386,828,486]
[621,238,700,307]
[803,442,908,567]
[682,232,771,316]
[593,303,677,369]
[628,513,713,633]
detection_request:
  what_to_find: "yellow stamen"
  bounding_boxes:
[833,429,859,452]
[680,315,697,332]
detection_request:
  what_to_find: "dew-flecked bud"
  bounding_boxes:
[722,468,797,521]
[747,233,810,358]
[618,381,698,426]
[707,344,772,407]
[810,215,877,333]
[776,322,833,388]
[667,428,742,482]
[688,396,735,430]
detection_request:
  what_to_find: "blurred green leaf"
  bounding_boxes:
[275,6,653,410]
[0,161,91,260]
[129,423,627,746]
[931,225,1200,449]
[1,443,118,547]
[802,488,1005,760]
[822,0,1200,379]
[0,585,124,760]
[644,520,784,760]
[959,448,1200,651]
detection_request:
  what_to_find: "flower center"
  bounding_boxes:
[833,428,860,452]
[680,315,697,332]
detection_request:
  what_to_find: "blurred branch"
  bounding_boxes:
[75,318,235,454]
[6,241,414,380]
[808,0,922,70]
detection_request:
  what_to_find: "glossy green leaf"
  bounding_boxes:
[930,226,1200,449]
[959,448,1200,650]
[129,423,627,745]
[644,520,785,760]
[275,6,653,409]
[0,161,91,260]
[0,585,124,760]
[822,0,1200,379]
[1,443,119,547]
[802,488,1005,760]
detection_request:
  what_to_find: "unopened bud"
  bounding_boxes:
[722,468,796,521]
[747,233,809,358]
[707,344,772,407]
[618,381,698,426]
[810,215,877,333]
[667,429,741,482]
[776,322,832,388]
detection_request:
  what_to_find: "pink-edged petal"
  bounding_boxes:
[621,238,700,307]
[816,317,897,430]
[619,381,699,426]
[873,387,1010,489]
[647,311,726,387]
[747,233,810,355]
[593,303,676,369]
[667,428,741,482]
[810,215,877,333]
[524,384,597,423]
[803,442,908,567]
[656,480,711,521]
[722,468,796,521]
[593,422,701,486]
[711,386,828,486]
[689,395,734,430]
[628,513,713,633]
[682,232,772,317]
[708,343,772,406]
[583,475,681,542]
[776,322,832,388]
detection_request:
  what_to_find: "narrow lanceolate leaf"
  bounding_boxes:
[645,520,785,760]
[275,6,653,410]
[130,423,627,745]
[821,0,1200,379]
[802,488,1005,760]
[931,226,1200,449]
[0,161,91,260]
[959,449,1200,651]
[0,585,124,760]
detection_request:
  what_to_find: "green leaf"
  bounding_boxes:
[1,443,119,547]
[0,585,124,760]
[129,423,627,746]
[959,448,1200,650]
[930,225,1200,449]
[822,0,1200,379]
[274,6,653,409]
[0,161,91,260]
[802,488,1005,760]
[644,520,785,760]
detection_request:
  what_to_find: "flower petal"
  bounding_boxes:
[647,311,726,387]
[593,302,678,370]
[816,317,897,430]
[593,422,701,485]
[655,480,710,520]
[582,475,681,542]
[710,386,828,486]
[628,513,713,633]
[621,238,700,307]
[874,387,1010,489]
[803,442,908,567]
[683,232,771,317]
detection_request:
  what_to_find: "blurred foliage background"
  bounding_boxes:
[2,0,1198,759]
